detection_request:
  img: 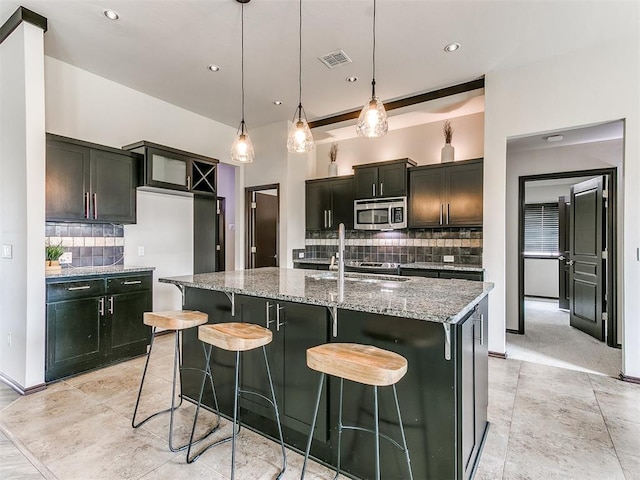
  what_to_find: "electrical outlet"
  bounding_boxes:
[7,332,11,347]
[138,246,145,256]
[298,252,305,259]
[1,244,12,259]
[60,252,72,264]
[443,255,455,263]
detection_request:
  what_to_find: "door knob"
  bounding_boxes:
[567,260,575,266]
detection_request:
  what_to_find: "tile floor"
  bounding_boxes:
[1,334,639,479]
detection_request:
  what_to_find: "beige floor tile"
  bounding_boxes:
[595,389,640,425]
[474,428,508,480]
[0,431,45,480]
[617,452,640,480]
[605,417,640,457]
[139,455,225,480]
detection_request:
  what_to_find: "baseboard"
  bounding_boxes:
[620,374,640,385]
[488,351,507,359]
[0,372,46,396]
[525,295,559,300]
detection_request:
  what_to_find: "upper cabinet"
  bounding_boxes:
[123,141,218,196]
[306,176,355,231]
[46,134,140,224]
[353,158,416,199]
[408,158,483,228]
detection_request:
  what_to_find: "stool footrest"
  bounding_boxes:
[339,424,407,453]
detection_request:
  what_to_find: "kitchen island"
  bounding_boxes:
[160,267,493,480]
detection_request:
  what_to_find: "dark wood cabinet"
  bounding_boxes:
[353,158,415,199]
[409,158,483,228]
[46,134,139,224]
[399,267,484,281]
[45,272,152,382]
[305,176,354,231]
[122,141,218,196]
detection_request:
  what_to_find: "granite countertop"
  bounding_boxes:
[293,258,483,272]
[46,265,155,280]
[160,267,493,324]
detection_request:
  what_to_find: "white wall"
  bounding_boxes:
[44,57,239,309]
[484,29,639,376]
[314,112,484,178]
[525,258,559,298]
[0,22,46,389]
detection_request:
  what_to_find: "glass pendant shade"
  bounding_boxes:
[356,95,388,138]
[231,123,255,163]
[287,109,314,153]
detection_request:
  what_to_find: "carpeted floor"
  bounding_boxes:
[507,297,622,377]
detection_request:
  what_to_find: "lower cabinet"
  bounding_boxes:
[45,273,152,382]
[400,267,484,281]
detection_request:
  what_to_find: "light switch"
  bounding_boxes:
[60,252,72,264]
[138,246,145,256]
[1,244,12,259]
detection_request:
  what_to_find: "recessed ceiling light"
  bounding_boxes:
[103,9,120,21]
[273,100,283,106]
[545,134,564,143]
[207,64,220,72]
[444,42,460,53]
[346,76,358,83]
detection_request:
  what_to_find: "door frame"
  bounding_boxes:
[216,197,225,272]
[516,167,618,347]
[245,183,280,269]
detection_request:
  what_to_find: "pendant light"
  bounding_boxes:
[356,0,388,138]
[231,0,255,163]
[286,0,314,153]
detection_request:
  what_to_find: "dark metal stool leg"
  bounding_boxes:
[132,327,156,428]
[262,346,287,479]
[168,330,184,451]
[301,372,325,479]
[393,384,413,480]
[335,377,344,480]
[374,386,380,480]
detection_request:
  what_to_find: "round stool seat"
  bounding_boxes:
[143,310,208,330]
[199,322,272,352]
[307,343,407,387]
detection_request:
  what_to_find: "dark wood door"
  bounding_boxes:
[108,290,152,358]
[194,195,217,274]
[216,198,226,271]
[255,192,278,267]
[408,166,446,227]
[558,196,571,310]
[378,163,408,197]
[447,161,483,226]
[46,139,91,221]
[353,166,378,199]
[305,181,330,231]
[569,177,605,341]
[329,177,355,230]
[91,150,137,223]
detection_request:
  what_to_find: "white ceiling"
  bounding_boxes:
[507,121,624,153]
[1,1,636,131]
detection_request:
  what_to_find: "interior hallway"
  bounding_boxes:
[1,334,639,479]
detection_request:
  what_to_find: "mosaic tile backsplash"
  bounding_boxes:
[45,223,124,268]
[302,228,482,265]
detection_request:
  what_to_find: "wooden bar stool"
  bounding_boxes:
[132,310,221,452]
[187,322,286,479]
[301,343,413,480]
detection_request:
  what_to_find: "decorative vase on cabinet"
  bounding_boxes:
[328,143,339,176]
[328,162,338,177]
[441,143,455,163]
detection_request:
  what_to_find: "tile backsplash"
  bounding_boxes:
[46,223,124,268]
[302,228,482,265]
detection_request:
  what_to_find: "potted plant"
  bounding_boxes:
[46,243,65,272]
[328,143,339,176]
[441,120,454,163]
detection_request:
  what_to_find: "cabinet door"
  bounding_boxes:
[446,162,483,226]
[353,166,378,199]
[473,299,488,453]
[145,147,189,192]
[378,163,408,197]
[91,150,137,224]
[46,297,104,381]
[460,314,476,478]
[46,140,91,222]
[329,177,355,230]
[408,167,446,227]
[305,181,330,230]
[107,291,152,359]
[279,301,329,443]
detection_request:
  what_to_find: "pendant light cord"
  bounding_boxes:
[298,0,303,116]
[371,0,377,97]
[241,2,246,128]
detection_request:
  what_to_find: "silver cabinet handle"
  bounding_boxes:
[440,204,444,225]
[84,192,90,219]
[276,304,284,331]
[380,183,383,196]
[123,280,142,285]
[328,210,332,228]
[373,183,376,197]
[480,313,484,345]
[99,297,105,316]
[187,175,191,190]
[446,203,450,224]
[323,210,328,229]
[92,193,98,219]
[266,301,275,328]
[68,285,91,291]
[108,296,114,314]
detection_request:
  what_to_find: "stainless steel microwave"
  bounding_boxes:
[354,197,407,230]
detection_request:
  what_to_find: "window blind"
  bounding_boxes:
[524,203,559,255]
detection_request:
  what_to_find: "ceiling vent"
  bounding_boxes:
[318,50,352,69]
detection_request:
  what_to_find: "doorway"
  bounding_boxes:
[517,169,618,346]
[216,197,225,272]
[245,184,279,269]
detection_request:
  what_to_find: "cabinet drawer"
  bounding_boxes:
[107,274,152,294]
[47,279,105,302]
